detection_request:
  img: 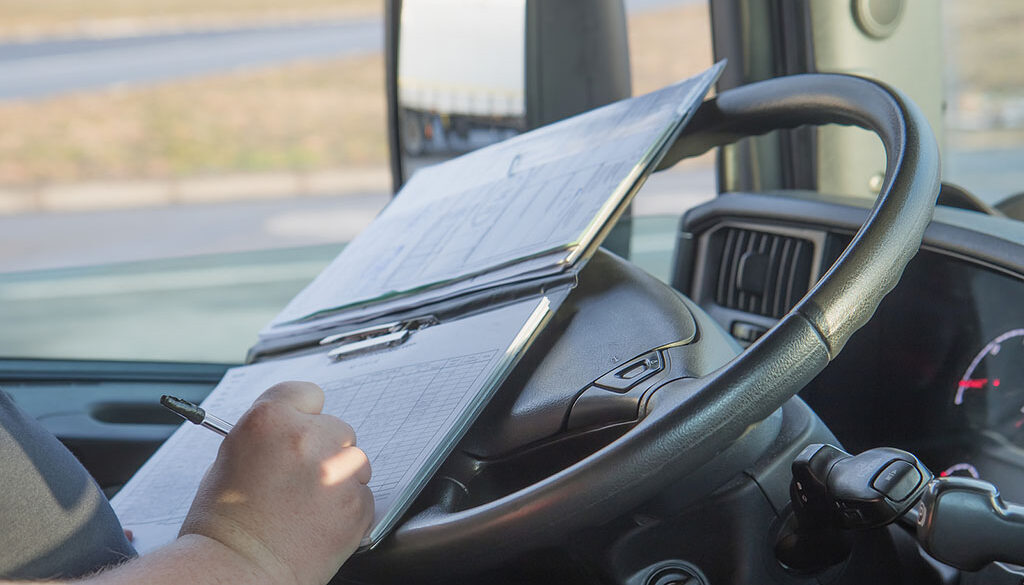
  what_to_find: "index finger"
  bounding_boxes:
[255,381,325,415]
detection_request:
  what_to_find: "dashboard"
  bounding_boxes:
[803,247,1024,502]
[682,192,1024,503]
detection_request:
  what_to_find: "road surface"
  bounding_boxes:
[3,144,1023,275]
[0,164,715,363]
[0,0,693,101]
[0,19,382,100]
[0,165,716,273]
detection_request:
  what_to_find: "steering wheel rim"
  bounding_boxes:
[354,73,941,571]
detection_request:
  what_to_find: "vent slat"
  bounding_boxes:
[711,227,813,319]
[773,239,792,318]
[727,229,747,308]
[749,233,768,313]
[716,228,737,304]
[761,235,781,316]
[784,241,805,312]
[737,231,755,309]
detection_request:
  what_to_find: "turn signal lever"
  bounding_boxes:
[776,444,1024,574]
[914,476,1024,571]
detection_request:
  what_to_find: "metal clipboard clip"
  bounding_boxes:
[319,316,438,361]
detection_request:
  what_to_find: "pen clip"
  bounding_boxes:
[327,329,410,360]
[320,320,404,346]
[320,316,438,360]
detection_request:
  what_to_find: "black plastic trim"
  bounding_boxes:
[683,193,1024,282]
[0,359,232,383]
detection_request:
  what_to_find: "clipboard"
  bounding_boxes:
[112,288,569,553]
[110,63,724,553]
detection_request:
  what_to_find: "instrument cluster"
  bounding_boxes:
[797,247,1024,502]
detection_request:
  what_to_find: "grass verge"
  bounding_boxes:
[0,55,387,187]
[0,4,714,194]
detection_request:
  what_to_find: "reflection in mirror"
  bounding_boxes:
[387,0,632,191]
[397,0,527,183]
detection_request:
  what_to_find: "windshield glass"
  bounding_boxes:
[942,0,1024,205]
[0,0,713,363]
[0,0,389,362]
[0,0,1020,363]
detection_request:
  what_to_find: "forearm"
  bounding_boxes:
[85,535,281,585]
[0,535,281,585]
[0,383,369,585]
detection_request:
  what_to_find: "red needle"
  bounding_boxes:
[958,378,987,389]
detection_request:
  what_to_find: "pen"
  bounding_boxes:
[160,395,234,436]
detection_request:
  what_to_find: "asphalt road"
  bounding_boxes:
[0,19,382,100]
[0,212,687,364]
[0,165,716,273]
[3,146,1022,275]
[0,0,693,101]
[0,163,713,363]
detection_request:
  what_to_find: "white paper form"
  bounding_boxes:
[262,63,723,334]
[112,294,556,554]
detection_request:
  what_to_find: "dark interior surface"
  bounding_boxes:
[0,361,225,491]
[681,193,1024,504]
[6,191,1024,584]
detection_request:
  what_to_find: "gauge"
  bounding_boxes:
[938,462,981,479]
[954,328,1024,444]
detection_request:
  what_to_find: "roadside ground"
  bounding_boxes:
[0,3,713,217]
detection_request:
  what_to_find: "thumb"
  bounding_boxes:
[256,381,325,415]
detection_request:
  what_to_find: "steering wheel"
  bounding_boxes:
[349,73,941,574]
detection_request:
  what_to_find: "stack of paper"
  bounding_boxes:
[260,63,723,340]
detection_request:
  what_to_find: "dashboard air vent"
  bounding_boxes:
[713,227,814,318]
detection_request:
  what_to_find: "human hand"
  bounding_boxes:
[179,381,373,585]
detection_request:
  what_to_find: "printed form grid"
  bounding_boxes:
[321,350,496,503]
[113,350,498,526]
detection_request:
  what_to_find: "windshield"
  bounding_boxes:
[0,0,1020,363]
[942,0,1024,204]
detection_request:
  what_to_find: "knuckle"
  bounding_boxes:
[264,380,322,400]
[340,483,373,521]
[353,447,371,472]
[258,381,291,402]
[336,420,357,444]
[250,398,281,418]
[237,401,314,455]
[360,487,375,526]
[286,425,314,456]
[264,381,293,393]
[318,415,356,445]
[351,445,369,463]
[241,399,281,430]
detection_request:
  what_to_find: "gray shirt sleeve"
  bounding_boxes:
[0,390,136,580]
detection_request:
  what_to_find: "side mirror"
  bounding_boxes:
[384,0,632,191]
